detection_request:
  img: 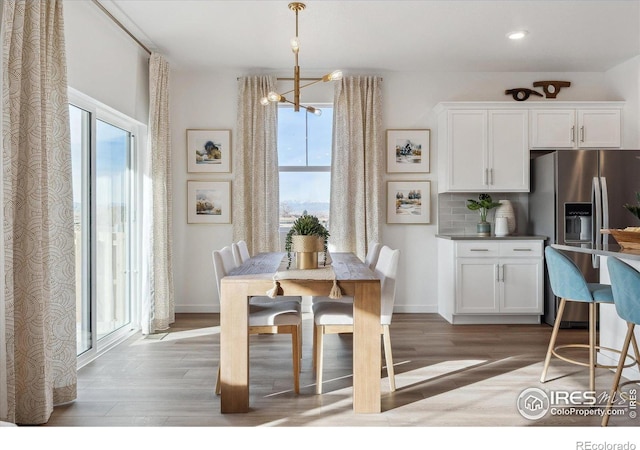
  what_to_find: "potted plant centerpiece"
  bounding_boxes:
[285,213,330,269]
[467,193,501,237]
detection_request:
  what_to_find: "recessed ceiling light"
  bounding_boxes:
[507,30,528,40]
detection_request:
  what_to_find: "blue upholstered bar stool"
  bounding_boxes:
[540,246,615,392]
[602,257,640,426]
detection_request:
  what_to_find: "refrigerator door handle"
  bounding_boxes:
[601,177,610,232]
[592,176,602,269]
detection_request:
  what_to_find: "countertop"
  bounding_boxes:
[552,243,640,261]
[436,234,547,241]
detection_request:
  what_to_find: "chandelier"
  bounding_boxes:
[260,2,342,116]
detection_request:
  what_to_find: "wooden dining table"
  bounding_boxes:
[219,252,381,414]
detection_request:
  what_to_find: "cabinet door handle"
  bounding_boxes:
[470,248,490,252]
[571,126,575,143]
[490,168,494,185]
[496,264,499,282]
[580,126,585,142]
[513,248,532,252]
[500,265,504,282]
[484,168,488,185]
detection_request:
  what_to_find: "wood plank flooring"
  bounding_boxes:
[40,313,638,436]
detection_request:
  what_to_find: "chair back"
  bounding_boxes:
[364,241,382,270]
[212,245,237,296]
[374,245,400,325]
[544,246,593,301]
[607,257,640,325]
[233,240,251,265]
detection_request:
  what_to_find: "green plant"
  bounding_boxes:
[285,214,330,269]
[466,193,501,223]
[624,192,640,221]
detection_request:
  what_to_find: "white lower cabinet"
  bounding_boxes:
[438,238,544,324]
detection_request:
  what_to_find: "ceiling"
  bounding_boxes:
[99,0,640,74]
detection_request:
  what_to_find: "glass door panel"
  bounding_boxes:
[95,120,131,340]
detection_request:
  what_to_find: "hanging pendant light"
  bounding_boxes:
[260,2,342,116]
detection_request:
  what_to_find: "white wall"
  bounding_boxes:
[171,68,632,313]
[64,1,149,124]
[605,56,640,148]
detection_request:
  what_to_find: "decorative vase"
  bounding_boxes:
[291,235,324,269]
[495,199,516,234]
[477,221,491,237]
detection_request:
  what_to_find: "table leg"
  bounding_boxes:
[353,281,381,413]
[220,281,249,413]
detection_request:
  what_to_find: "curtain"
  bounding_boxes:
[142,53,174,335]
[1,0,77,424]
[233,76,280,253]
[330,76,383,260]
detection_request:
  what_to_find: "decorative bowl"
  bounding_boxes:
[601,228,640,250]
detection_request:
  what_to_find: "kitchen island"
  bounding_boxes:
[551,243,640,381]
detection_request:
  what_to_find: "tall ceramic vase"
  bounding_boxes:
[495,200,516,235]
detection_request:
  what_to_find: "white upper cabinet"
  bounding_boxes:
[530,108,622,149]
[438,105,529,193]
[436,101,624,194]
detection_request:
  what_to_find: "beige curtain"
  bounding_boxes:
[142,53,174,334]
[1,0,77,424]
[329,76,383,259]
[233,76,280,253]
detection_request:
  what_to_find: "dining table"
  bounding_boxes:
[219,251,382,414]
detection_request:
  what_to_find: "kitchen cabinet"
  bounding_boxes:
[437,238,544,324]
[530,108,621,149]
[439,109,529,192]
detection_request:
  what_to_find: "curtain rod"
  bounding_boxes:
[92,0,152,55]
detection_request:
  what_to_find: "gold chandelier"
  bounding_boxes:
[260,2,342,116]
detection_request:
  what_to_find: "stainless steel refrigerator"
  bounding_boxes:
[529,149,640,327]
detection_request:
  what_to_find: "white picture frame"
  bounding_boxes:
[386,129,430,173]
[187,129,231,173]
[187,181,231,224]
[387,180,431,224]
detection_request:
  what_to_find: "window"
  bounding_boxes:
[278,104,332,234]
[69,89,143,366]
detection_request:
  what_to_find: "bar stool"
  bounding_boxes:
[602,257,640,426]
[541,246,618,392]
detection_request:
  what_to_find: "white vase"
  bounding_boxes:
[495,200,516,234]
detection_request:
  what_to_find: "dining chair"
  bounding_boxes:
[312,245,400,394]
[311,241,382,307]
[232,239,251,266]
[601,257,640,426]
[213,245,302,395]
[540,246,619,392]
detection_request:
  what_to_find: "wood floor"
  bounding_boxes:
[42,313,639,433]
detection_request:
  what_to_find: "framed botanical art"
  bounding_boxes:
[187,129,231,173]
[386,129,430,173]
[387,181,431,224]
[187,181,231,224]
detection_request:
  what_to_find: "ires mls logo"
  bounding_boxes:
[517,388,550,420]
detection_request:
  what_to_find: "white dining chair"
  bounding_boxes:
[213,245,302,395]
[310,241,381,307]
[312,245,400,394]
[232,239,251,266]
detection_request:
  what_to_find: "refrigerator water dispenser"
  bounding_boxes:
[564,202,592,243]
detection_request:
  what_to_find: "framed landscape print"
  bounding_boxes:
[387,181,431,224]
[386,129,430,173]
[187,181,231,224]
[187,129,231,173]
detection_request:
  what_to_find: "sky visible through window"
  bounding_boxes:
[278,106,332,228]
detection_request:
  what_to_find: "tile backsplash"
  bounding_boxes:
[438,192,529,236]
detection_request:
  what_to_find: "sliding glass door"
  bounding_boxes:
[69,92,140,362]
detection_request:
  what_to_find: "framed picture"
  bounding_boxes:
[386,129,430,173]
[387,181,431,224]
[187,129,231,173]
[187,181,231,224]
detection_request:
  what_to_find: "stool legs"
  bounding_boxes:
[541,298,567,383]
[589,302,596,392]
[602,322,636,427]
